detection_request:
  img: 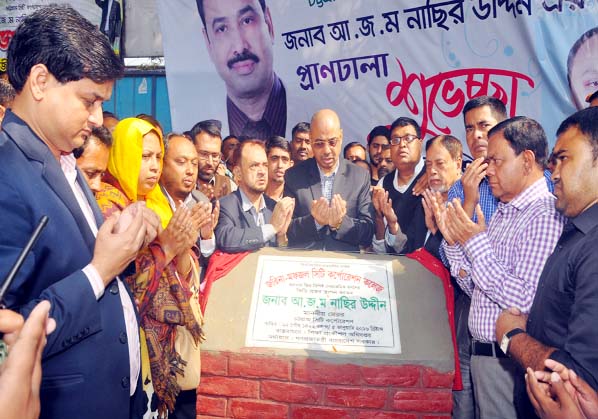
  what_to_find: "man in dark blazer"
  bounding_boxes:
[284,109,374,251]
[0,6,150,419]
[216,139,294,253]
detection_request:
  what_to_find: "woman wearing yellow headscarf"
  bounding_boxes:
[96,118,203,418]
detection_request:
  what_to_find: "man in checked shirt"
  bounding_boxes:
[434,116,566,418]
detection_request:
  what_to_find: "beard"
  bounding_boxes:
[247,183,267,195]
[377,166,391,178]
[429,184,448,193]
[370,154,382,167]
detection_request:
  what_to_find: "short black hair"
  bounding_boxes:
[103,110,117,118]
[196,0,267,28]
[222,135,239,154]
[164,132,194,153]
[266,135,291,154]
[0,79,15,107]
[366,125,390,146]
[8,5,124,93]
[390,117,421,139]
[462,96,507,123]
[556,107,598,161]
[222,135,239,143]
[488,116,548,167]
[232,139,266,168]
[291,122,310,139]
[343,141,366,160]
[190,119,222,144]
[73,125,112,159]
[425,135,463,162]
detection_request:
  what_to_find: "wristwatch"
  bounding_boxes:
[500,328,525,355]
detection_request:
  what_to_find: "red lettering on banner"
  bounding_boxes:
[0,30,14,51]
[386,58,535,138]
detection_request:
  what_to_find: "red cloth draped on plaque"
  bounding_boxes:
[406,247,463,390]
[200,250,250,314]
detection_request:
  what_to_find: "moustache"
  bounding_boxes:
[227,50,260,69]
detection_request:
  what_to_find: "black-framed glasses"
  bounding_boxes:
[197,150,221,162]
[312,138,339,149]
[390,134,419,145]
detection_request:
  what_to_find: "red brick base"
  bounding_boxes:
[197,351,453,419]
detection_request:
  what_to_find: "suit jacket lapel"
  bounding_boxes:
[42,156,97,252]
[308,159,324,201]
[235,190,258,228]
[331,158,347,197]
[3,111,97,251]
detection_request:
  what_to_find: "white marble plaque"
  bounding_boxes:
[245,255,401,354]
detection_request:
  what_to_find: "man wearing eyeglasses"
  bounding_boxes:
[216,139,295,252]
[283,109,374,251]
[372,117,426,254]
[436,117,565,419]
[190,119,237,201]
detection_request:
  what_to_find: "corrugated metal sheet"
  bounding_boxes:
[103,69,172,134]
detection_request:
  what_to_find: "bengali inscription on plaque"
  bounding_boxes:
[245,255,401,354]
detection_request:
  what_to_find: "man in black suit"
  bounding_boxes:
[284,109,374,251]
[215,139,294,253]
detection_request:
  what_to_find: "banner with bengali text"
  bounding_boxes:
[159,0,598,146]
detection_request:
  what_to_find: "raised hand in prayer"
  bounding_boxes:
[329,194,347,230]
[310,197,330,227]
[444,199,486,245]
[461,157,488,218]
[92,203,147,285]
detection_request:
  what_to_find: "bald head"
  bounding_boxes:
[311,109,341,131]
[310,109,344,175]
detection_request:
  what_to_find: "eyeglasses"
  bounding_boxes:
[390,134,419,145]
[312,138,339,149]
[197,150,221,162]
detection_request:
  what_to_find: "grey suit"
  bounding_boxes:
[283,158,374,251]
[215,189,278,253]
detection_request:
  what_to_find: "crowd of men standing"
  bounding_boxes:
[1,4,598,419]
